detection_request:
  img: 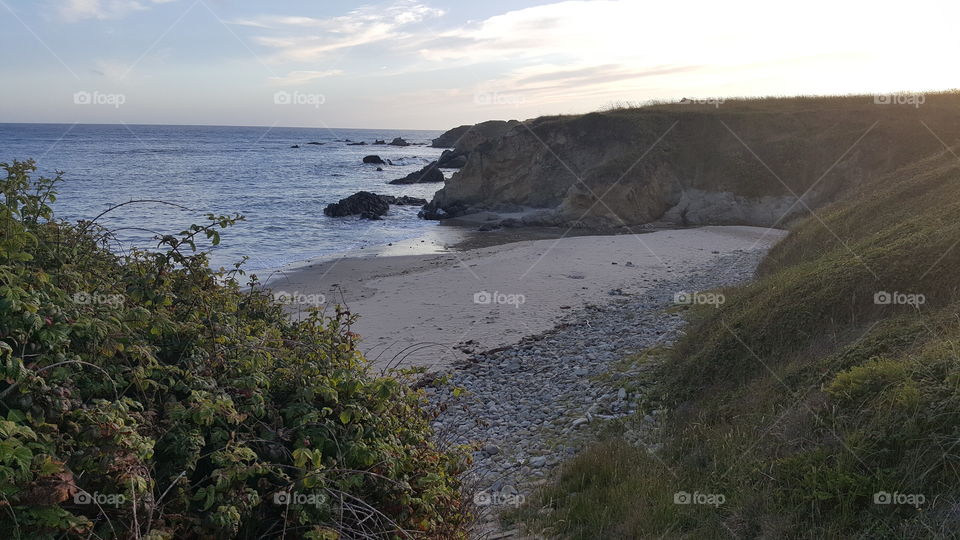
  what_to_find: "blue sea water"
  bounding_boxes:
[0,123,447,270]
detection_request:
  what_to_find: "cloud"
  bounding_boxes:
[231,1,444,63]
[57,0,177,22]
[269,69,344,86]
[58,0,176,22]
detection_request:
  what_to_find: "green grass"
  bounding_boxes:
[515,116,960,537]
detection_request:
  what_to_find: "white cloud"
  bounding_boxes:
[58,0,176,22]
[269,69,344,86]
[231,1,444,63]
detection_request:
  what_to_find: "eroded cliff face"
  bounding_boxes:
[424,98,960,227]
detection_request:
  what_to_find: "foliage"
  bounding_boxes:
[0,160,467,539]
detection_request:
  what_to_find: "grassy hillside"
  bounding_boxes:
[514,113,960,537]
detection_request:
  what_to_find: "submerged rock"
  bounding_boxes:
[363,155,386,164]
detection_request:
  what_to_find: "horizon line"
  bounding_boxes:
[0,121,455,132]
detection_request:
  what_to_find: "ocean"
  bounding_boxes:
[0,123,446,271]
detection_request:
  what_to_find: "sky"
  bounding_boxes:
[0,0,958,130]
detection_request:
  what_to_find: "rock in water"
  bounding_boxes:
[388,137,410,146]
[323,191,389,218]
[389,163,444,184]
[363,155,386,164]
[379,195,427,206]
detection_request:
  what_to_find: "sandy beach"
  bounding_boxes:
[265,225,787,371]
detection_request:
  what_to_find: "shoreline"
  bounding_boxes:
[265,225,788,370]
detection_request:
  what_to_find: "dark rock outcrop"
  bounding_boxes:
[431,125,471,147]
[426,121,520,173]
[389,163,444,184]
[325,192,428,219]
[436,150,468,169]
[373,139,386,145]
[363,155,386,164]
[388,137,410,146]
[379,195,428,206]
[419,200,467,220]
[324,191,389,219]
[290,145,300,148]
[306,141,323,145]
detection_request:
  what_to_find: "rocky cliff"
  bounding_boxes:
[423,94,960,227]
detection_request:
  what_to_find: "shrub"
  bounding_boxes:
[0,160,467,539]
